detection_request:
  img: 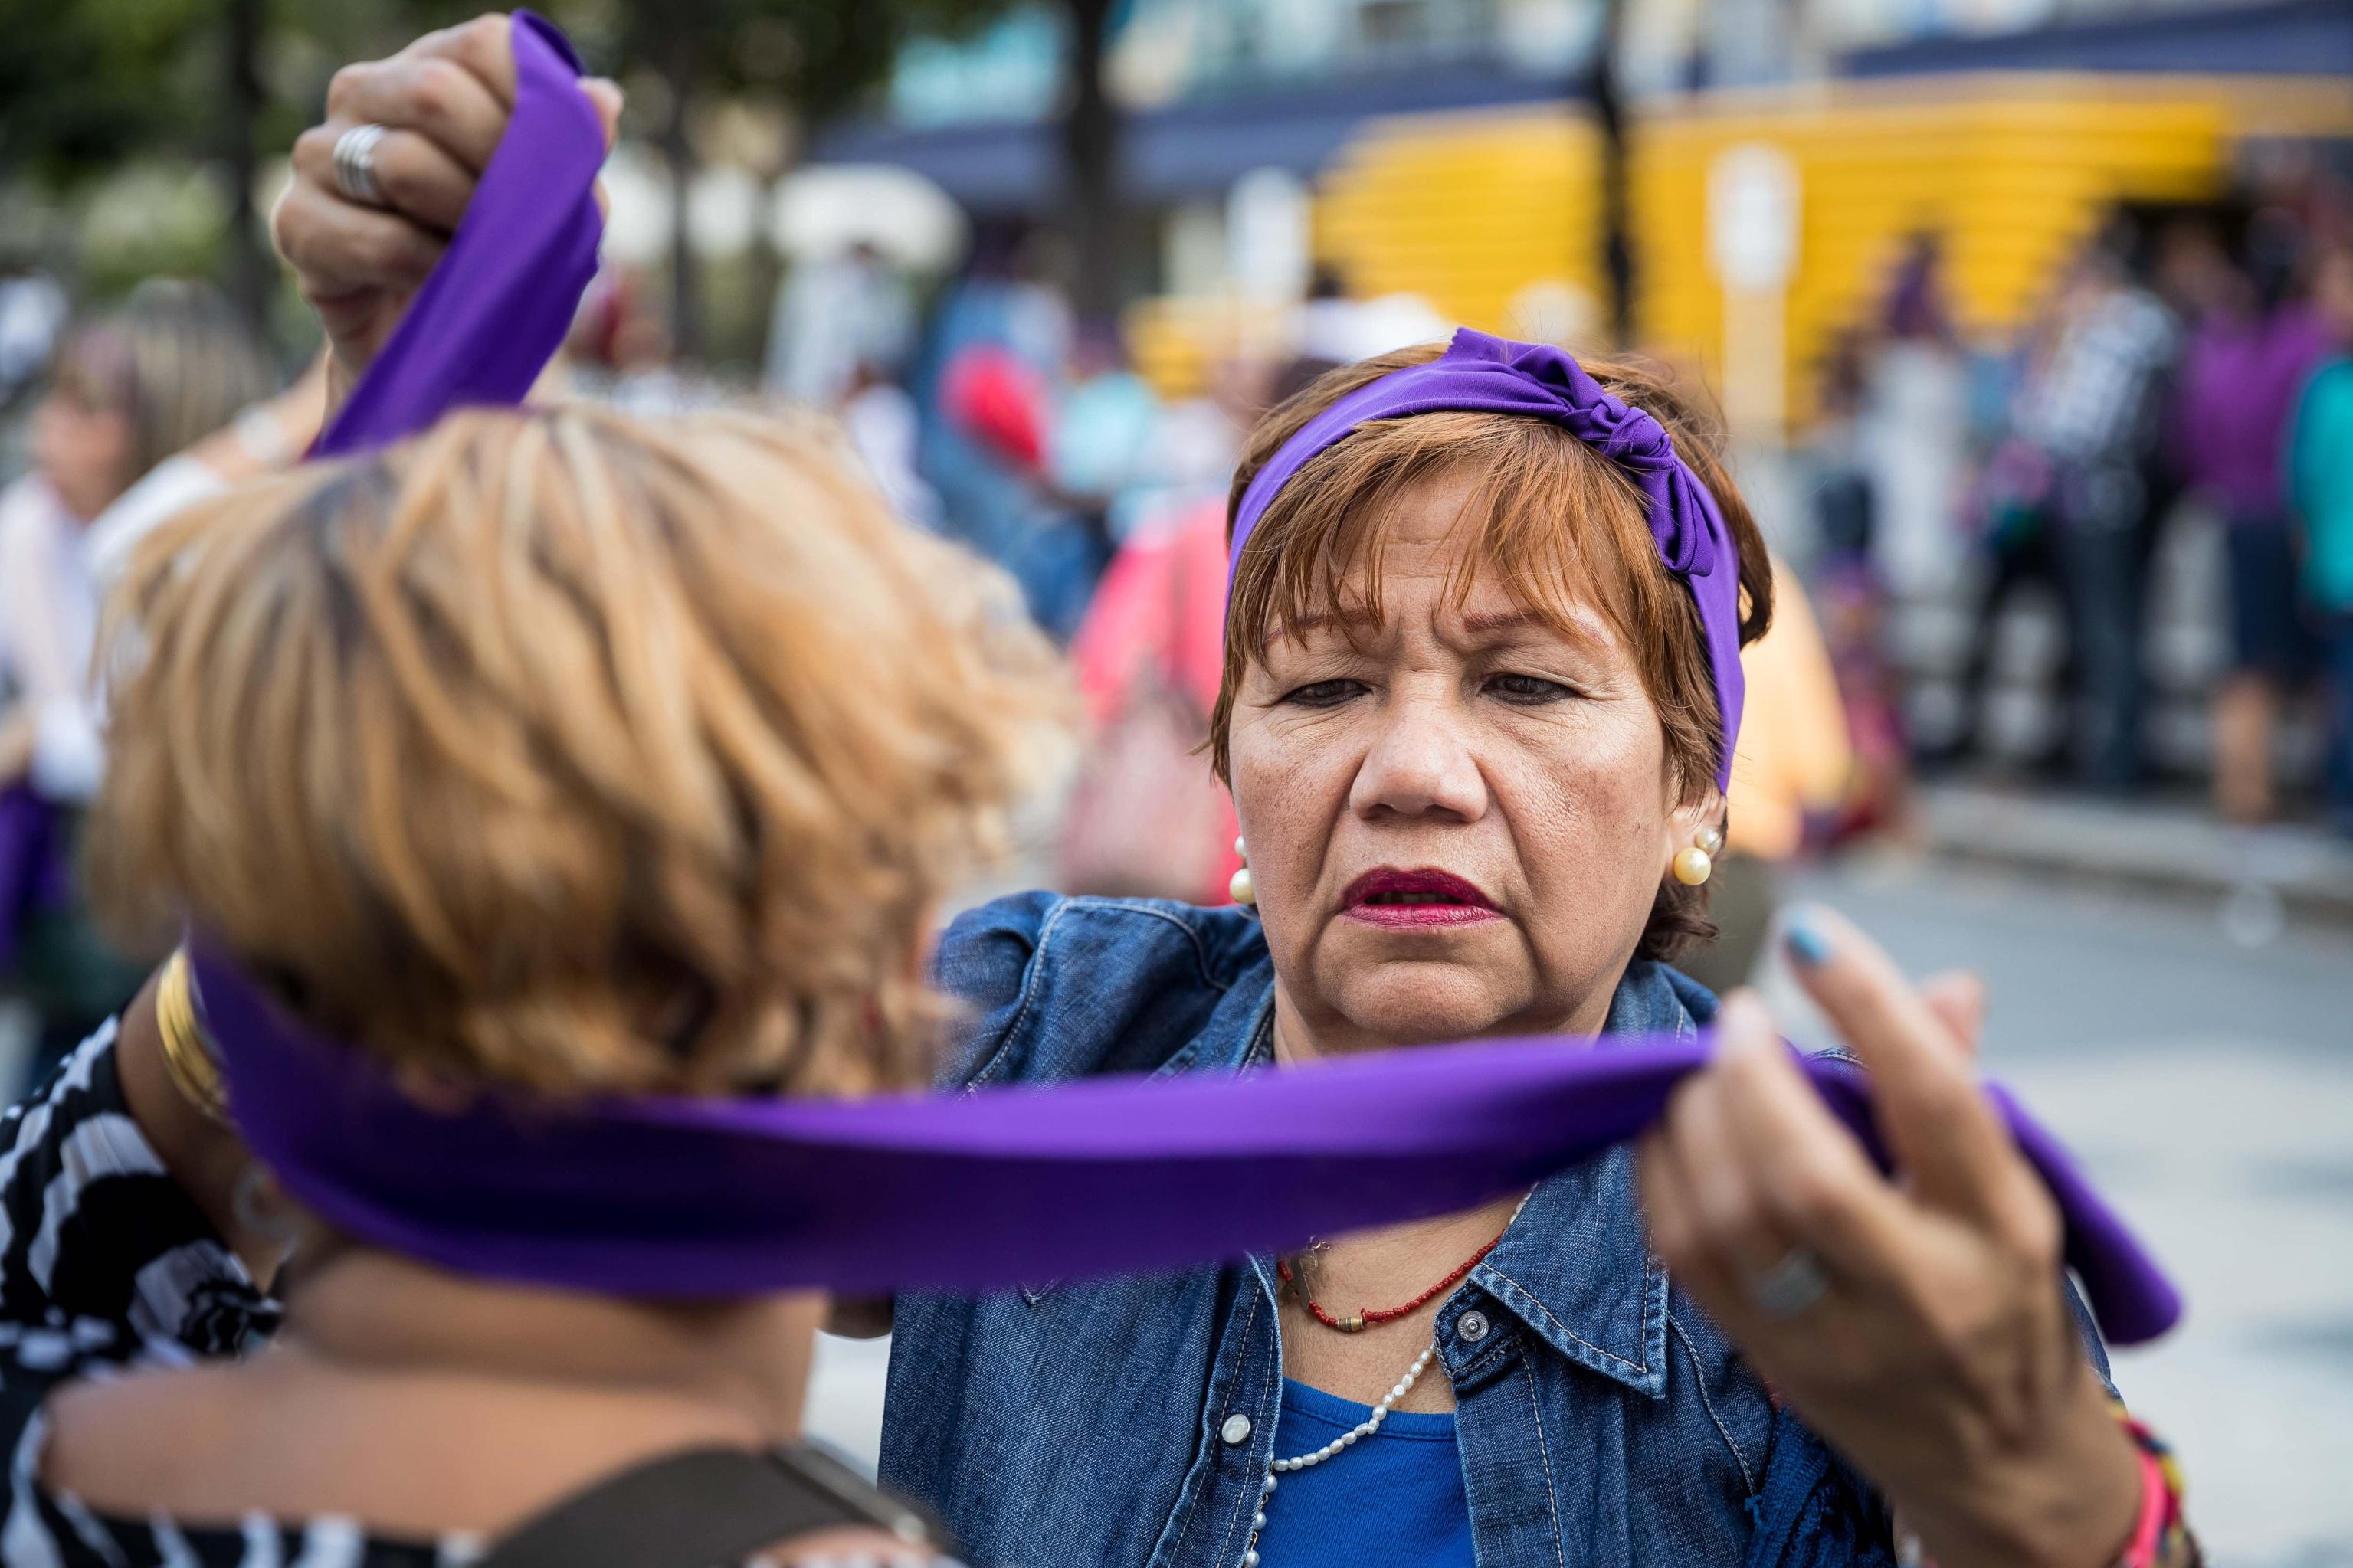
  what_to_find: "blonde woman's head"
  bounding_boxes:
[93,404,1066,1098]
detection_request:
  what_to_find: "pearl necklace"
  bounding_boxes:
[1242,1191,1530,1566]
[1238,1340,1437,1568]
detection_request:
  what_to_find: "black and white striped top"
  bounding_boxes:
[0,1023,933,1568]
[0,1020,467,1568]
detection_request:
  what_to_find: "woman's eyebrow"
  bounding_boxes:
[1261,609,1375,647]
[1457,609,1545,636]
[1453,605,1614,656]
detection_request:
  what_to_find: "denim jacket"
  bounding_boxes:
[881,893,1902,1568]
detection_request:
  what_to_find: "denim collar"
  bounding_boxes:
[1221,954,1712,1402]
[1463,963,1709,1400]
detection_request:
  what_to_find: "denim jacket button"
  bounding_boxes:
[1221,1413,1254,1445]
[1457,1309,1489,1344]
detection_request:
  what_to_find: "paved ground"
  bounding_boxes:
[810,849,2353,1566]
[1768,851,2353,1568]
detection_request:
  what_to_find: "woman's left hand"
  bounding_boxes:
[1637,907,2145,1568]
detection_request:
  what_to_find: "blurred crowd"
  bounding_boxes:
[1807,172,2353,837]
[5,164,2353,1076]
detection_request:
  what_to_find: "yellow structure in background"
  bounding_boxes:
[1319,109,1607,339]
[1635,79,2229,425]
[1128,73,2353,427]
[1125,296,1286,407]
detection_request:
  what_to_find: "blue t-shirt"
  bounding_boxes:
[1251,1379,1476,1567]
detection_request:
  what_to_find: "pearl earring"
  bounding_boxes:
[1673,820,1723,884]
[1231,835,1256,906]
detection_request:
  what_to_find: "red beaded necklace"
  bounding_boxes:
[1277,1222,1512,1334]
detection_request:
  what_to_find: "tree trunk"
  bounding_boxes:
[1060,0,1122,322]
[221,0,270,340]
[660,28,703,362]
[1588,0,1634,349]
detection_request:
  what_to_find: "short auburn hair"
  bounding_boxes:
[92,404,1067,1097]
[1211,344,1774,961]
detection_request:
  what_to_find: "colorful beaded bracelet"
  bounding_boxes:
[2112,1406,2197,1568]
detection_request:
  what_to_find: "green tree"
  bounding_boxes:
[1059,0,1122,322]
[0,0,211,184]
[562,0,1011,359]
[2,0,1008,354]
[1,0,474,338]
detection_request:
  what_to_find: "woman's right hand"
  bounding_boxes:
[271,14,621,402]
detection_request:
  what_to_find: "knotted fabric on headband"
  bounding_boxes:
[1229,330,1747,789]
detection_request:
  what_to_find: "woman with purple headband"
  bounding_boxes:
[0,15,2194,1568]
[869,340,2190,1568]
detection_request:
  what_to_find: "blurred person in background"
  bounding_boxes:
[1048,319,1162,549]
[2016,218,2178,794]
[1055,345,1276,905]
[0,266,69,416]
[1803,336,1911,835]
[2291,243,2353,836]
[0,280,298,1079]
[564,262,701,415]
[765,238,916,410]
[1058,492,1237,904]
[1801,330,1875,573]
[935,339,1104,639]
[2168,213,2331,823]
[1943,283,2070,774]
[913,227,1090,633]
[1859,232,1968,602]
[841,356,942,532]
[1150,352,1265,502]
[1678,557,1851,996]
[1293,263,1364,368]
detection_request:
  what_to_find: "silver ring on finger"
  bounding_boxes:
[332,123,392,208]
[1746,1248,1830,1319]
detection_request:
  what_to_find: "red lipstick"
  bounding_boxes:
[1340,867,1502,928]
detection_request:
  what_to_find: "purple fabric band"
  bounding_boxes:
[311,10,604,460]
[1229,330,1748,788]
[0,786,68,972]
[251,15,2179,1347]
[187,938,2178,1342]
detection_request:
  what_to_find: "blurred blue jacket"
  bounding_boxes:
[2293,358,2353,614]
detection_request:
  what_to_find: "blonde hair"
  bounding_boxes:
[92,404,1067,1097]
[1213,346,1774,959]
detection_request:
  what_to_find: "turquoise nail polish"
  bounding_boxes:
[1784,921,1831,968]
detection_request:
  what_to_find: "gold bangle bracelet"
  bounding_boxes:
[155,949,230,1124]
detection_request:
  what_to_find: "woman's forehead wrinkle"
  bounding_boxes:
[1247,450,1620,663]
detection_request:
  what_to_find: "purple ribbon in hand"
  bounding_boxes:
[273,11,2180,1347]
[191,938,2179,1344]
[312,10,604,460]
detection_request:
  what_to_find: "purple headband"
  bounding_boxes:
[229,14,2179,1347]
[1231,330,1747,789]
